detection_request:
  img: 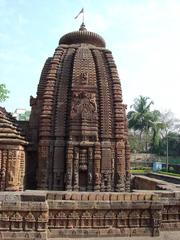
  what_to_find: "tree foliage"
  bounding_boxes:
[160,110,180,135]
[155,132,180,157]
[128,96,165,153]
[128,96,180,157]
[128,96,154,135]
[0,84,9,103]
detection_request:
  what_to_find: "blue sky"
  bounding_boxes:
[1,0,180,118]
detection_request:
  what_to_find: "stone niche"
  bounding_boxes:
[0,108,27,191]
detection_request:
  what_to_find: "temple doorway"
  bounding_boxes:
[79,170,87,191]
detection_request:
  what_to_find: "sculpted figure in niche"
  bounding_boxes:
[95,173,101,185]
[80,72,88,85]
[71,93,80,118]
[74,148,79,159]
[88,172,92,184]
[89,93,97,112]
[88,148,93,159]
[0,167,6,190]
[7,160,19,189]
[71,92,97,120]
[77,92,89,119]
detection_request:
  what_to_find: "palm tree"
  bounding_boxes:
[128,96,154,144]
[149,110,166,152]
[128,96,165,153]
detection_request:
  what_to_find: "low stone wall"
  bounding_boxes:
[132,176,180,232]
[132,175,172,190]
[0,192,48,240]
[133,176,158,190]
[0,191,179,239]
[47,192,161,238]
[147,172,180,184]
[130,153,157,162]
[158,191,180,231]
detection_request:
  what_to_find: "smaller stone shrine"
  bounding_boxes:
[0,107,27,191]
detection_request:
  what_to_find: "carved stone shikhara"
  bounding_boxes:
[0,108,27,191]
[29,24,131,191]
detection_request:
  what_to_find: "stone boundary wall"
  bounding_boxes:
[130,153,157,162]
[132,176,180,232]
[154,191,180,232]
[0,191,179,239]
[147,173,180,184]
[132,175,171,190]
[0,192,48,240]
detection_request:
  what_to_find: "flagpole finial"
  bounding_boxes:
[74,8,86,30]
[79,22,87,31]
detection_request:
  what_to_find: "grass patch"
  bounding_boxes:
[130,169,149,174]
[158,171,180,177]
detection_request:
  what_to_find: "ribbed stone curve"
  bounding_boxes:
[0,108,26,144]
[59,30,106,47]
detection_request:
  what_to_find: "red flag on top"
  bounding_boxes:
[74,8,84,19]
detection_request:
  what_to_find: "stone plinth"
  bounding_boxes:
[0,191,179,239]
[0,192,48,240]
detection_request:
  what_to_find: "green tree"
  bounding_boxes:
[128,130,144,153]
[128,96,154,152]
[128,96,165,153]
[149,110,166,153]
[167,132,180,157]
[128,96,154,133]
[0,84,9,102]
[155,132,180,157]
[160,110,180,136]
[128,97,180,157]
[151,110,180,156]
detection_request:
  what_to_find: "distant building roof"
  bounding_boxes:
[12,109,31,121]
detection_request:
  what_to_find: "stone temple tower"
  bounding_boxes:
[29,23,130,192]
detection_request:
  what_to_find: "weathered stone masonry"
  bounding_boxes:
[0,191,180,239]
[0,108,27,191]
[28,24,131,191]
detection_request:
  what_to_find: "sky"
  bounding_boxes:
[0,0,180,118]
